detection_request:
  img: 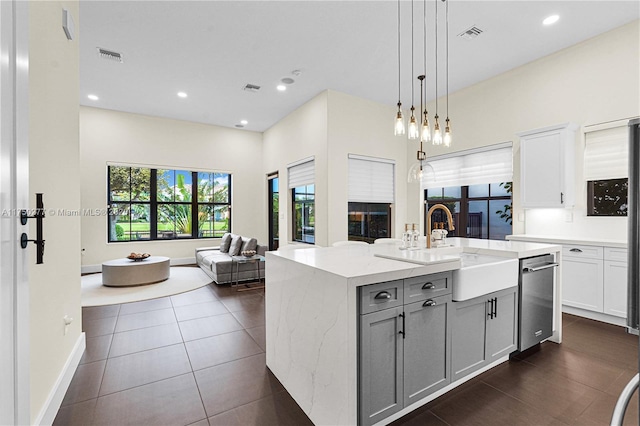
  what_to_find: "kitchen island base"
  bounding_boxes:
[265,240,562,426]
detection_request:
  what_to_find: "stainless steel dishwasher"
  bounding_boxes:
[519,254,558,351]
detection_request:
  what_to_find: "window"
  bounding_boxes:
[288,157,315,244]
[584,123,629,216]
[348,202,391,243]
[348,155,395,241]
[292,184,315,244]
[108,166,230,242]
[588,178,628,216]
[425,182,512,240]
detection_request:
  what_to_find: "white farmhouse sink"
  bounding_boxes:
[452,253,519,301]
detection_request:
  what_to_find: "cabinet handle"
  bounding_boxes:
[561,192,564,204]
[569,248,582,253]
[398,313,405,339]
[423,299,437,307]
[493,297,498,318]
[374,291,392,300]
[487,299,495,319]
[422,282,436,290]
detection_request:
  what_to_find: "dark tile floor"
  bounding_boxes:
[56,279,639,426]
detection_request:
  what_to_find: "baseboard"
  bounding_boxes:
[34,332,86,426]
[562,305,627,327]
[81,257,196,274]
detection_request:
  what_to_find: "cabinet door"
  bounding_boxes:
[403,295,451,406]
[562,257,604,312]
[486,288,518,361]
[520,131,564,208]
[450,297,487,382]
[359,307,404,426]
[604,260,628,318]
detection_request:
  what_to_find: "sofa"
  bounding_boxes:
[195,233,268,285]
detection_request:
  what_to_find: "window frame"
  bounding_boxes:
[424,183,512,240]
[347,202,392,243]
[291,184,315,244]
[587,178,629,217]
[107,166,232,243]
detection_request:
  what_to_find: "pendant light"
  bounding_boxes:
[394,0,405,135]
[407,0,419,140]
[443,0,452,147]
[432,0,442,145]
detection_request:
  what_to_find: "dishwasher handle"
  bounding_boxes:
[522,262,559,273]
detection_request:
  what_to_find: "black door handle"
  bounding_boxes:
[20,193,45,264]
[399,313,405,339]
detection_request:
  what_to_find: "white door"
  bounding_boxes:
[0,1,30,424]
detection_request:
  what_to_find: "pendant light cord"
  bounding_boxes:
[423,0,427,107]
[411,0,415,107]
[398,0,401,103]
[446,0,449,118]
[434,0,438,114]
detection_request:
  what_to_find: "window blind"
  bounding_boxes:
[584,125,628,181]
[287,157,315,189]
[421,143,513,189]
[348,154,395,203]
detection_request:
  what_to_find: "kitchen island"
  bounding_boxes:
[265,238,562,426]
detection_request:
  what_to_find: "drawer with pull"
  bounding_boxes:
[404,271,452,304]
[562,244,603,260]
[360,280,404,314]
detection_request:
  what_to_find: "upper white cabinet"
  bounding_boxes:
[518,123,578,208]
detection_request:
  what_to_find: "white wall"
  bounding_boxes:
[326,91,408,244]
[80,107,265,267]
[29,1,82,421]
[263,90,409,247]
[262,92,329,246]
[408,20,640,241]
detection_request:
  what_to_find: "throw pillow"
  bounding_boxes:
[219,233,233,253]
[228,235,243,256]
[241,237,258,253]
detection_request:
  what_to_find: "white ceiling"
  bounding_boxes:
[79,1,640,132]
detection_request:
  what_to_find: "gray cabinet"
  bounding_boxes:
[403,295,452,406]
[486,289,518,359]
[359,306,404,425]
[359,273,452,426]
[451,287,517,382]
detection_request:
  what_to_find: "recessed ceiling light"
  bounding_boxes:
[277,85,287,91]
[87,94,99,101]
[543,15,559,26]
[240,120,248,125]
[177,92,188,98]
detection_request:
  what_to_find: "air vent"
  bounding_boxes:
[458,26,483,40]
[243,83,261,93]
[97,47,123,63]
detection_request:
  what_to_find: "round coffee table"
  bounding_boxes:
[102,256,170,287]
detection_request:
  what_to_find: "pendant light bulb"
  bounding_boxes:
[432,115,442,145]
[421,110,431,142]
[408,107,419,140]
[395,102,406,135]
[444,117,452,147]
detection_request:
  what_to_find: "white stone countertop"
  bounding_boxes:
[269,237,562,285]
[507,234,627,249]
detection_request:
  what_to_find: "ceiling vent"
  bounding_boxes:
[97,47,123,63]
[243,83,261,93]
[458,26,483,40]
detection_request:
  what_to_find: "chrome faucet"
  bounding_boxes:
[426,204,456,248]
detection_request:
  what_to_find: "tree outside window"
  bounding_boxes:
[292,184,314,244]
[108,166,231,242]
